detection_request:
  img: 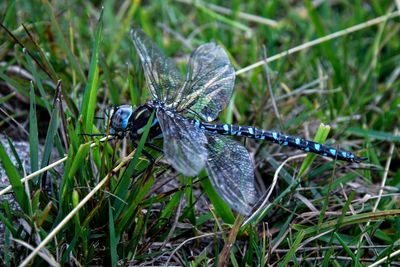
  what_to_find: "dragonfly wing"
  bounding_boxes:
[205,134,257,215]
[156,109,208,176]
[175,43,235,122]
[130,27,183,103]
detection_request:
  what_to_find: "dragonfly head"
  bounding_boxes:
[108,103,158,140]
[108,105,134,136]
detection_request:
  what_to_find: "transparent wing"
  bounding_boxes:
[156,109,208,176]
[130,27,183,103]
[205,134,257,215]
[174,43,235,122]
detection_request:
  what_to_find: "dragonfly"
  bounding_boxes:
[107,27,366,215]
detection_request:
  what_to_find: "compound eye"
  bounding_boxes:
[111,105,133,130]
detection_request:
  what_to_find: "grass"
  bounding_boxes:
[1,0,400,266]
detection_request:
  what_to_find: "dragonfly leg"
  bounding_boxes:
[132,143,156,164]
[141,149,156,164]
[145,142,163,153]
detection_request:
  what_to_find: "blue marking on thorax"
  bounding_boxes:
[314,144,321,151]
[151,117,159,127]
[341,152,347,158]
[295,138,300,145]
[329,148,336,156]
[223,124,229,131]
[283,141,288,146]
[305,147,310,152]
[194,120,201,127]
[272,132,278,140]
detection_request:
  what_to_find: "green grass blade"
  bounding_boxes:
[278,230,305,267]
[346,127,400,142]
[24,53,52,113]
[80,9,104,134]
[29,82,39,172]
[128,67,139,106]
[45,2,85,81]
[40,107,59,171]
[3,0,17,29]
[292,210,400,239]
[195,2,251,33]
[106,0,139,64]
[100,57,120,106]
[298,123,331,177]
[4,225,11,267]
[108,200,118,267]
[0,211,17,237]
[22,24,59,82]
[116,175,155,235]
[0,141,31,214]
[304,0,343,83]
[0,92,15,105]
[5,137,23,172]
[334,232,362,267]
[114,112,155,204]
[61,143,90,202]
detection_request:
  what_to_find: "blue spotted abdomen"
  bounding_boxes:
[192,119,365,163]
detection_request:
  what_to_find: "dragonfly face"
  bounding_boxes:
[109,103,160,140]
[109,105,133,135]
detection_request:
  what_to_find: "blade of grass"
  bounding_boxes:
[60,143,91,203]
[291,210,400,240]
[114,112,155,209]
[100,57,120,106]
[108,200,118,267]
[3,0,17,29]
[22,24,59,82]
[334,232,362,267]
[0,212,17,237]
[0,92,15,105]
[0,141,31,215]
[45,1,85,81]
[298,123,331,177]
[24,54,51,113]
[29,82,39,172]
[39,105,60,179]
[6,136,23,171]
[304,0,343,83]
[194,1,252,33]
[322,191,355,267]
[116,175,155,235]
[79,9,103,134]
[278,230,305,267]
[106,0,139,63]
[346,127,400,142]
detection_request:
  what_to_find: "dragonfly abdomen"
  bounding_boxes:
[193,119,365,163]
